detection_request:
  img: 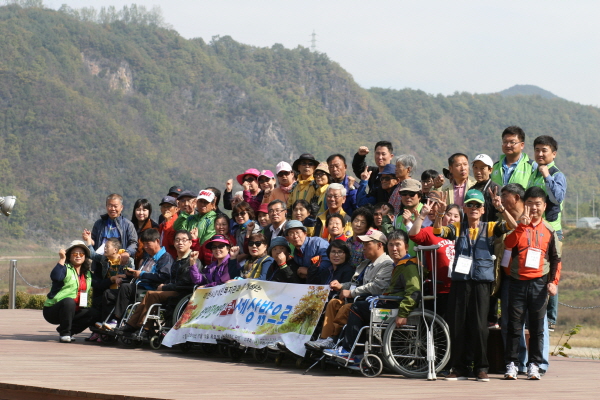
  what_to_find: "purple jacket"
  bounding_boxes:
[190,254,231,288]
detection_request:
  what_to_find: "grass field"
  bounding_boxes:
[2,228,599,355]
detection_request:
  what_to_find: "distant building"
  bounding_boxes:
[576,217,600,229]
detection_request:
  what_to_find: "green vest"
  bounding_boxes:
[491,153,533,188]
[44,264,92,307]
[528,161,563,232]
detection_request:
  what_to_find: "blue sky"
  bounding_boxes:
[45,0,600,106]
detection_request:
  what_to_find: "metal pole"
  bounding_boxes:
[8,260,17,309]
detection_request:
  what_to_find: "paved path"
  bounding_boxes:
[0,309,598,399]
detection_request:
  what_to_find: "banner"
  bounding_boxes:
[162,279,330,356]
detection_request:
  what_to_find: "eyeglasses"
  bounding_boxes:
[400,191,418,197]
[330,250,345,256]
[502,140,523,147]
[174,238,189,243]
[287,230,304,237]
[243,176,256,183]
[268,208,285,215]
[326,194,342,200]
[232,211,247,218]
[71,252,86,257]
[248,241,265,248]
[277,171,291,177]
[380,176,394,182]
[464,203,483,209]
[211,244,227,250]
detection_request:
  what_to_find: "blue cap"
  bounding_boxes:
[159,196,177,207]
[177,190,196,199]
[378,164,396,176]
[284,220,307,235]
[268,236,290,254]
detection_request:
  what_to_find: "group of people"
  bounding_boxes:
[43,125,565,382]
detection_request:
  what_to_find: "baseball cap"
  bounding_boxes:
[205,234,230,250]
[378,164,396,176]
[197,190,216,203]
[167,185,183,197]
[259,170,275,179]
[400,179,422,192]
[276,161,293,174]
[177,190,196,200]
[464,189,485,204]
[159,196,177,207]
[472,154,494,169]
[357,229,388,244]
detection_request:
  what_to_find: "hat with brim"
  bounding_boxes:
[357,229,387,244]
[177,190,197,200]
[464,189,485,204]
[442,168,451,180]
[257,203,269,215]
[400,178,422,192]
[292,153,319,173]
[159,195,177,207]
[268,236,291,254]
[284,220,307,235]
[66,240,90,258]
[378,164,396,176]
[314,162,330,175]
[472,154,494,169]
[205,234,231,250]
[236,168,261,185]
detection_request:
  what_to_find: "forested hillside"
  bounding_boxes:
[0,4,598,244]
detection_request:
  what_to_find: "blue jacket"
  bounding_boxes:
[137,247,174,290]
[292,236,332,285]
[91,214,138,257]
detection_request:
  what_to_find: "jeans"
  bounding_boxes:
[505,277,548,367]
[547,230,563,324]
[500,277,550,371]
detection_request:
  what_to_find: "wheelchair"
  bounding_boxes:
[307,244,451,379]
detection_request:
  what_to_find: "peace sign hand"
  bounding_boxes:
[488,186,503,211]
[519,205,531,226]
[420,198,435,217]
[436,191,448,211]
[361,165,372,181]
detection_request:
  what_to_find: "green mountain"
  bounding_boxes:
[0,4,598,244]
[498,84,561,100]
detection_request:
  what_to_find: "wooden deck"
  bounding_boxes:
[0,309,598,399]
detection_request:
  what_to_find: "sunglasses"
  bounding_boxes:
[400,191,418,197]
[211,243,227,250]
[314,172,327,178]
[71,251,86,257]
[277,171,291,177]
[380,176,394,182]
[464,203,483,209]
[298,161,314,167]
[248,241,265,248]
[232,211,247,218]
[258,178,271,184]
[243,176,256,183]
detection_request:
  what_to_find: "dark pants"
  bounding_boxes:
[341,300,398,352]
[424,292,449,321]
[505,276,548,366]
[100,289,120,321]
[43,298,97,336]
[113,282,137,320]
[447,280,491,374]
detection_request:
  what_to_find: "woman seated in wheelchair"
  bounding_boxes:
[117,230,201,336]
[227,232,274,280]
[305,229,394,351]
[322,230,421,363]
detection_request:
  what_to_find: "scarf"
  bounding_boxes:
[279,181,296,194]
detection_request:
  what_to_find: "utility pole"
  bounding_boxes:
[593,190,596,218]
[310,30,317,52]
[576,192,579,221]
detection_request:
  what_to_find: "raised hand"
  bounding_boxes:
[519,205,531,226]
[246,221,256,236]
[226,179,233,193]
[488,186,503,211]
[433,174,445,188]
[82,229,92,245]
[401,209,413,225]
[437,191,448,211]
[358,146,370,156]
[58,248,66,263]
[420,198,434,217]
[361,165,372,181]
[119,252,130,265]
[230,246,240,258]
[347,175,356,189]
[538,164,550,178]
[190,227,198,241]
[242,181,250,191]
[189,251,199,266]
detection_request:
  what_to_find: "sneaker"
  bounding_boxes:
[103,319,118,331]
[85,332,100,342]
[59,335,71,343]
[476,371,490,382]
[323,347,354,363]
[539,368,546,376]
[318,337,336,349]
[527,363,541,380]
[305,337,327,349]
[504,362,518,380]
[445,371,468,380]
[488,322,500,329]
[548,323,556,332]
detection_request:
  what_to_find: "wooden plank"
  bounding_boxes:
[0,309,598,399]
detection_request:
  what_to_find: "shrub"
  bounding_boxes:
[26,294,46,310]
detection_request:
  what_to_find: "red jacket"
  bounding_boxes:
[159,213,178,260]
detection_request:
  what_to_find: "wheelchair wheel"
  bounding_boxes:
[252,348,269,363]
[172,294,192,327]
[99,334,117,344]
[360,354,383,377]
[382,309,450,379]
[149,335,162,350]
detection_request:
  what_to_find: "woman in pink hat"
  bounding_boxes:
[237,168,264,213]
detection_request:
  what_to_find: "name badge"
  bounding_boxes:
[454,255,473,275]
[525,248,542,269]
[79,291,88,307]
[501,249,512,268]
[350,285,356,292]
